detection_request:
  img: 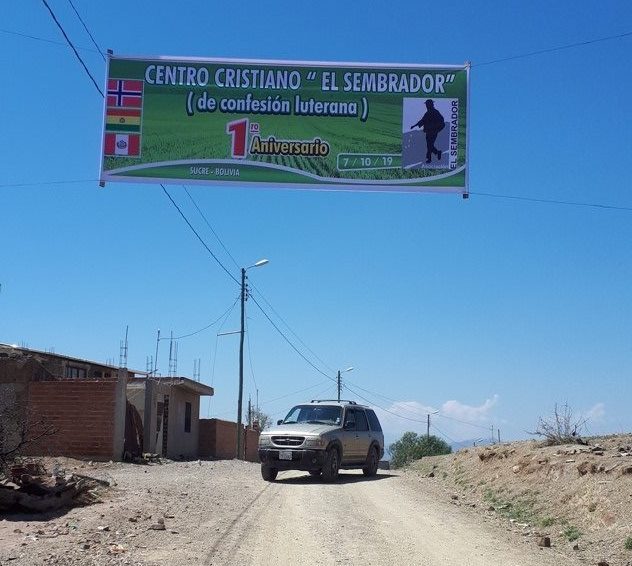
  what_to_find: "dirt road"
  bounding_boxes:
[0,460,581,566]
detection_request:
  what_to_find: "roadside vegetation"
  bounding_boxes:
[388,432,451,468]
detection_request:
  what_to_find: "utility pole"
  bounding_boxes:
[427,414,431,439]
[497,428,501,444]
[237,267,246,460]
[336,367,353,402]
[236,259,268,460]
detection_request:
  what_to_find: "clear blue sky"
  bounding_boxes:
[2,1,631,447]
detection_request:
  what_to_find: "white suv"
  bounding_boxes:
[258,400,384,482]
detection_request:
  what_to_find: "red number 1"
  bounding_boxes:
[226,118,248,159]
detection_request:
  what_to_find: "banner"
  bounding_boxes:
[100,55,469,194]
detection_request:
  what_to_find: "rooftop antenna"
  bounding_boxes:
[153,329,160,376]
[119,325,129,368]
[193,358,201,381]
[168,331,179,380]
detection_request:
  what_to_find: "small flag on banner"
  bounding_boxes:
[107,79,143,108]
[106,108,142,132]
[104,133,140,157]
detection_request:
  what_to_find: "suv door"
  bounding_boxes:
[354,409,372,460]
[341,408,358,462]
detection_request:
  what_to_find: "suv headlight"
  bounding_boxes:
[259,435,272,447]
[303,437,326,448]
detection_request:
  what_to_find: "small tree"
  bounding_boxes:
[389,432,452,469]
[251,408,271,431]
[529,403,588,446]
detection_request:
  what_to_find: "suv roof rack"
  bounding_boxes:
[310,399,357,404]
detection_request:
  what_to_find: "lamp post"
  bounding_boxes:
[427,410,439,439]
[336,366,354,402]
[237,259,268,460]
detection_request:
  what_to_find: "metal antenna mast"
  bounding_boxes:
[119,325,129,368]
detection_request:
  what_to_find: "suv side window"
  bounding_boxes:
[344,408,356,429]
[355,409,369,431]
[366,409,382,432]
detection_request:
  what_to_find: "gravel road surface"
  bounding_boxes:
[0,460,581,566]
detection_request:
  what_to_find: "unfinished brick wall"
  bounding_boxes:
[24,379,120,461]
[198,418,260,462]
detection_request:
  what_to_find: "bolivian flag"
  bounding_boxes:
[105,108,141,133]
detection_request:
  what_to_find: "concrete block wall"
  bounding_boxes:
[24,379,123,460]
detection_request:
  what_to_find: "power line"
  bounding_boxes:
[0,179,98,188]
[474,30,632,68]
[183,186,240,270]
[434,412,490,431]
[161,296,239,341]
[245,316,258,391]
[249,295,336,382]
[249,284,336,375]
[160,185,240,286]
[259,380,331,407]
[0,27,101,53]
[40,0,103,97]
[470,191,632,212]
[430,423,456,444]
[66,0,105,61]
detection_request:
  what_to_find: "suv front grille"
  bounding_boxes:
[272,436,305,447]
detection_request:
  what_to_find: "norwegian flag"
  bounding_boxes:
[107,79,144,108]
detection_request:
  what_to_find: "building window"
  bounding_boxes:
[65,365,86,379]
[184,402,192,433]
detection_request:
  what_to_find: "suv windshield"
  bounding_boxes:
[283,405,342,425]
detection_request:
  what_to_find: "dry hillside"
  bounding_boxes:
[408,434,632,566]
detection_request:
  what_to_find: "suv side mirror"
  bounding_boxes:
[344,421,355,431]
[277,419,284,425]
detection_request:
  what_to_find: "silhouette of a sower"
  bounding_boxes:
[410,100,445,164]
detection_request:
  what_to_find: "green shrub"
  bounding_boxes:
[563,526,581,542]
[388,432,452,468]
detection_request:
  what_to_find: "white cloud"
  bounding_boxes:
[584,402,605,422]
[441,394,499,423]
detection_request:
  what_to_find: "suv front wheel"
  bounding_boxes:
[261,465,278,482]
[321,446,340,482]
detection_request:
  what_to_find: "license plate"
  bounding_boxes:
[279,450,292,460]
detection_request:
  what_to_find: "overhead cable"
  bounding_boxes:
[0,27,100,53]
[474,30,632,67]
[66,0,105,61]
[40,0,103,96]
[470,191,632,212]
[161,295,239,341]
[160,185,240,286]
[249,295,336,382]
[183,185,240,270]
[250,284,336,375]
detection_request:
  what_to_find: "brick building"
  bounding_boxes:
[0,344,128,461]
[0,343,257,462]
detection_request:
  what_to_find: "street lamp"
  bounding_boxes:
[237,259,269,460]
[336,366,354,402]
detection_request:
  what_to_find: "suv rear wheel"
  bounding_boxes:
[321,446,340,483]
[362,446,379,477]
[261,465,278,482]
